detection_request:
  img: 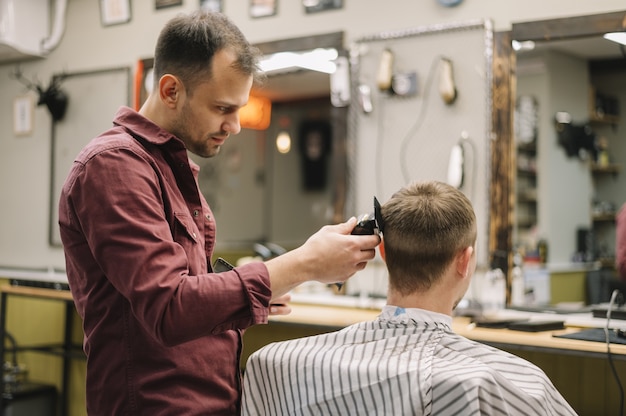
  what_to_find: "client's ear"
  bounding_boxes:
[378,237,386,261]
[456,246,474,279]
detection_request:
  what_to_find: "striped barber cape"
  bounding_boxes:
[242,306,577,416]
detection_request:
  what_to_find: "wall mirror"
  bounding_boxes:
[502,11,626,270]
[190,32,347,254]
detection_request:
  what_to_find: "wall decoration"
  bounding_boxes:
[200,0,222,12]
[155,0,183,10]
[299,120,332,190]
[250,0,277,18]
[100,0,131,26]
[303,0,343,14]
[13,95,34,136]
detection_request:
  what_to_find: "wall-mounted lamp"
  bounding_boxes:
[240,94,272,130]
[603,32,626,46]
[276,131,292,154]
[511,40,536,52]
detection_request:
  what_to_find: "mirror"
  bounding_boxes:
[189,33,347,254]
[505,11,626,269]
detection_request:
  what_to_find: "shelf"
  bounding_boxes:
[517,168,537,177]
[591,163,621,174]
[589,114,620,125]
[517,142,537,153]
[588,86,620,125]
[517,219,536,229]
[592,213,616,222]
[517,189,537,202]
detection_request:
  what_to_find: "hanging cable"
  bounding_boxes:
[604,289,624,416]
[3,330,18,367]
[399,56,444,183]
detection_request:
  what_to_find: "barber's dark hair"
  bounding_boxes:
[153,11,264,93]
[382,181,477,295]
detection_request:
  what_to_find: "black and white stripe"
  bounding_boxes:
[242,306,577,416]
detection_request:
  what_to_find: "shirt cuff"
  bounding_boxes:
[237,261,272,324]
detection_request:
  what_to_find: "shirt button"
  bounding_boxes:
[193,232,197,238]
[205,215,211,221]
[193,210,199,217]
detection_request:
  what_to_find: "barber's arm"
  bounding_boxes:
[265,217,380,299]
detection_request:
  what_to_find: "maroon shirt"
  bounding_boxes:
[59,107,272,415]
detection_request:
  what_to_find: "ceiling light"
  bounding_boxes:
[259,48,339,75]
[603,32,626,46]
[512,40,535,52]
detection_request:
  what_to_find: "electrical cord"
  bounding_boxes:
[399,55,443,184]
[3,330,18,368]
[604,289,624,416]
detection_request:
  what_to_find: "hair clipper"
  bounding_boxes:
[336,197,383,290]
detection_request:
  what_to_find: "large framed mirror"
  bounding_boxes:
[492,10,626,299]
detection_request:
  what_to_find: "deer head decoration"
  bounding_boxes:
[11,67,69,122]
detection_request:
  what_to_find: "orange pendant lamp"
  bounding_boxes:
[240,94,272,130]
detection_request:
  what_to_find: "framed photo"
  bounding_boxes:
[250,0,277,18]
[156,0,183,9]
[100,0,131,26]
[13,95,34,136]
[303,0,343,14]
[200,0,222,12]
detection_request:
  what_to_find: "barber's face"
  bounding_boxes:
[172,49,253,158]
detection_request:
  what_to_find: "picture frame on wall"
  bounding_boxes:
[155,0,183,10]
[100,0,131,26]
[303,0,343,14]
[250,0,277,18]
[200,0,222,12]
[13,95,34,136]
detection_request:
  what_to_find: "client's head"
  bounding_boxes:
[381,180,477,301]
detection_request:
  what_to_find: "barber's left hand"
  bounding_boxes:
[269,293,291,316]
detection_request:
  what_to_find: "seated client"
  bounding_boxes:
[242,180,576,415]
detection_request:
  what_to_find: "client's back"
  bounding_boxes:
[242,311,574,415]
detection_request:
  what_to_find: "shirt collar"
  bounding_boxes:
[113,106,183,147]
[380,305,453,328]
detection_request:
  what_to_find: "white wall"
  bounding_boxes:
[0,0,625,270]
[543,52,593,264]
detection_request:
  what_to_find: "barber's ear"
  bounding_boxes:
[159,74,182,107]
[456,246,474,278]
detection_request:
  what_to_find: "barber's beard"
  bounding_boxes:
[171,108,220,159]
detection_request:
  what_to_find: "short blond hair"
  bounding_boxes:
[382,181,476,295]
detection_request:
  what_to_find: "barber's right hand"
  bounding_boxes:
[302,217,380,285]
[265,217,380,298]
